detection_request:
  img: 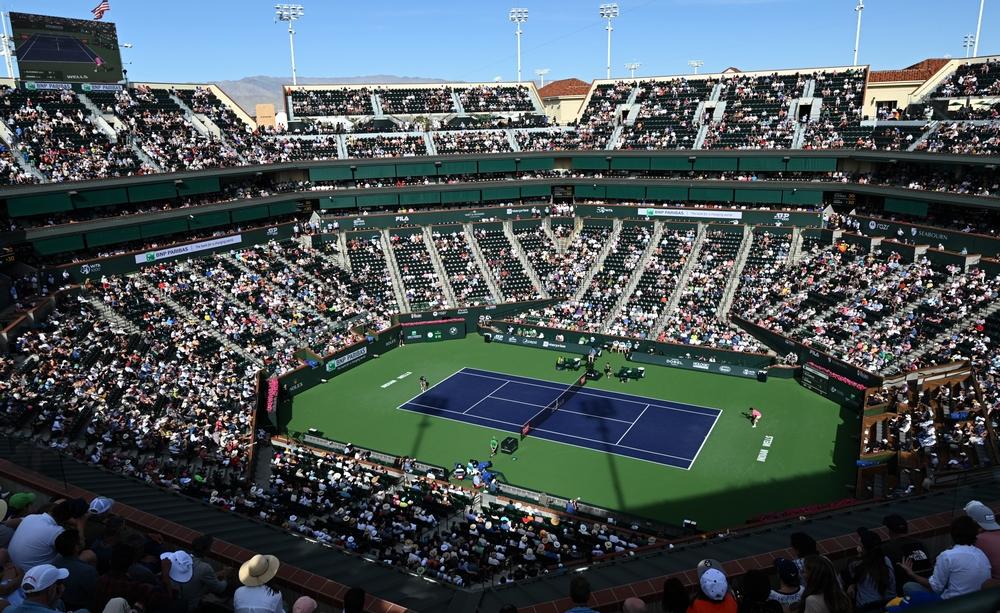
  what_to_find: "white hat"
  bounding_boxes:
[89,497,114,515]
[21,564,69,593]
[700,568,728,602]
[160,551,193,583]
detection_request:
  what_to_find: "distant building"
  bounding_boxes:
[538,78,591,125]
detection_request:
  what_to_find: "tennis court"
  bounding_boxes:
[17,33,102,64]
[398,367,721,469]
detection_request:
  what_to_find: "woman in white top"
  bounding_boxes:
[233,554,285,613]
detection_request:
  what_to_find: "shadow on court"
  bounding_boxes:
[409,413,432,459]
[590,397,627,510]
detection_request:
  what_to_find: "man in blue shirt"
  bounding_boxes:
[3,564,69,613]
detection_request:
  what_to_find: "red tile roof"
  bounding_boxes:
[538,78,592,99]
[870,58,950,83]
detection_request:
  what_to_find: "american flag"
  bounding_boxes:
[91,1,110,20]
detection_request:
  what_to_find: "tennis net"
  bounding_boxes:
[520,374,587,438]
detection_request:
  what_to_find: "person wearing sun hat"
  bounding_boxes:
[233,554,284,613]
[964,499,1000,580]
[688,559,737,613]
[4,564,69,613]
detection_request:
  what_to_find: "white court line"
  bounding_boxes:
[460,368,721,418]
[616,405,649,445]
[463,381,508,414]
[489,394,635,425]
[402,401,694,465]
[689,408,723,467]
[395,368,466,407]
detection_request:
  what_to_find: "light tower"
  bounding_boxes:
[275,4,305,86]
[853,0,864,66]
[688,60,704,74]
[534,68,550,87]
[974,0,986,57]
[964,33,976,57]
[625,62,640,78]
[599,3,619,79]
[509,8,528,83]
[0,13,14,80]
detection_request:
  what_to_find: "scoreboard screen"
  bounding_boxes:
[402,321,467,343]
[553,185,575,198]
[10,12,124,83]
[800,363,830,396]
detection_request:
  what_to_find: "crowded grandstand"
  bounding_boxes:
[1,2,1000,613]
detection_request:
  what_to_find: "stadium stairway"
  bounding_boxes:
[717,225,754,324]
[503,220,549,299]
[600,221,665,334]
[73,94,119,142]
[787,227,804,264]
[130,276,264,367]
[908,121,940,151]
[423,226,459,307]
[651,223,707,337]
[172,93,249,165]
[540,217,565,254]
[423,132,438,156]
[128,142,164,173]
[79,290,140,335]
[572,219,622,302]
[379,229,412,312]
[883,297,1000,376]
[464,222,505,303]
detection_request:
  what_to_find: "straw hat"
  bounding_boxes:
[239,554,280,587]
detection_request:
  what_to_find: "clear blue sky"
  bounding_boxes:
[3,0,997,83]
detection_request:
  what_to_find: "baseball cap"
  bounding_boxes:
[964,500,1000,531]
[160,551,194,583]
[883,514,909,534]
[21,564,69,593]
[89,496,114,515]
[699,568,728,601]
[697,558,723,579]
[8,492,37,512]
[774,558,800,587]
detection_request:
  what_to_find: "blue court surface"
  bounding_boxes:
[17,34,101,64]
[398,367,722,470]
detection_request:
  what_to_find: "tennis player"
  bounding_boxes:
[419,376,429,392]
[490,436,499,457]
[750,407,762,428]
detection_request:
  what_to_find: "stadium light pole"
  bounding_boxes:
[974,0,986,57]
[0,13,14,80]
[275,4,304,86]
[853,0,864,66]
[625,62,640,78]
[509,8,528,83]
[534,68,550,87]
[688,60,704,74]
[964,33,976,57]
[599,3,619,79]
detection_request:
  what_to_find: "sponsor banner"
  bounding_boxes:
[629,352,760,379]
[24,81,75,91]
[134,234,243,264]
[856,215,1000,257]
[80,83,123,92]
[486,332,594,355]
[636,208,743,221]
[325,346,368,372]
[402,320,466,343]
